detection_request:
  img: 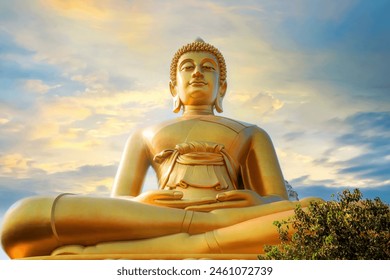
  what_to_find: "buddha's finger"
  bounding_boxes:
[216,190,261,203]
[136,190,183,202]
[151,190,184,200]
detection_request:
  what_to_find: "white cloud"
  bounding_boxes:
[23,79,61,94]
[226,92,284,123]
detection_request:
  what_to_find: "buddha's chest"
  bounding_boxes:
[149,119,242,155]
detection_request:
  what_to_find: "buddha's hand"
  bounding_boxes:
[132,190,216,209]
[185,190,269,212]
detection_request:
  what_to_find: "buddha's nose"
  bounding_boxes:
[192,66,203,78]
[193,71,203,78]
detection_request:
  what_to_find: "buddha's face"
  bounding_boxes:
[172,51,225,107]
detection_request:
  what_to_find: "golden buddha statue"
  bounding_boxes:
[1,39,320,259]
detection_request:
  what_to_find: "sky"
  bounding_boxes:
[0,0,389,259]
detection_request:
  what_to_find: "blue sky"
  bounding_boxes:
[0,0,389,259]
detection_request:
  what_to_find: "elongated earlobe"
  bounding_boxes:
[215,81,227,113]
[170,81,182,113]
[173,96,182,113]
[215,94,223,113]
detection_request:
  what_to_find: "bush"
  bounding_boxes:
[261,189,390,260]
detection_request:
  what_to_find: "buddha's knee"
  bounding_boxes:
[1,196,58,259]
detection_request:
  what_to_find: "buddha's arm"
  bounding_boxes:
[242,127,288,201]
[111,130,150,197]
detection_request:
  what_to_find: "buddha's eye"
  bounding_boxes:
[202,63,216,71]
[180,63,195,71]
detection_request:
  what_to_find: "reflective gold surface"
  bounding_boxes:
[1,39,321,259]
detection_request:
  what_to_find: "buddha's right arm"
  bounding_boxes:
[241,127,289,200]
[111,130,150,197]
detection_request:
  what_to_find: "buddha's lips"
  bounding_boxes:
[189,81,207,86]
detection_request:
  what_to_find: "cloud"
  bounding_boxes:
[336,112,390,148]
[226,92,284,123]
[0,117,10,125]
[332,111,390,182]
[25,88,170,144]
[251,92,284,111]
[23,79,61,94]
[0,153,34,177]
[43,0,113,21]
[40,99,92,124]
[0,163,116,195]
[290,173,390,204]
[294,184,390,204]
[282,111,390,202]
[2,0,163,97]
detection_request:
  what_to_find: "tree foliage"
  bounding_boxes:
[261,189,390,260]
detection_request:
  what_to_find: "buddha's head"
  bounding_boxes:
[169,38,227,113]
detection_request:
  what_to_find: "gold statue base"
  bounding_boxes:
[21,253,259,260]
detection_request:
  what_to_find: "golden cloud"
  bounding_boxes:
[41,101,92,125]
[86,118,136,139]
[42,0,112,21]
[0,153,33,177]
[22,87,170,176]
[41,0,155,54]
[0,118,10,125]
[82,177,114,194]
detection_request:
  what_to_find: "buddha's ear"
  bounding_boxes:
[169,81,182,113]
[219,80,227,97]
[215,80,227,113]
[169,81,177,97]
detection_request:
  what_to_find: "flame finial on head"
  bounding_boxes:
[194,37,205,43]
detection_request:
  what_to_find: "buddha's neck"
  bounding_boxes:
[182,105,214,116]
